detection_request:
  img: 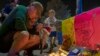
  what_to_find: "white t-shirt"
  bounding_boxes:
[44,17,57,31]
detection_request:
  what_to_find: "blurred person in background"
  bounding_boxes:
[0,0,19,22]
[44,9,58,53]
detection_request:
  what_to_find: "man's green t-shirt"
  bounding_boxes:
[0,5,27,37]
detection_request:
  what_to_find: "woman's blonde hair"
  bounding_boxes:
[30,1,43,18]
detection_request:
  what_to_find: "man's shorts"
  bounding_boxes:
[49,31,57,37]
[0,31,15,53]
[0,30,40,53]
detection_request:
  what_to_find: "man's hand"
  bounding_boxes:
[36,23,44,32]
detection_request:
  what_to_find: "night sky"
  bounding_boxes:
[83,0,100,11]
[0,0,100,15]
[62,0,100,15]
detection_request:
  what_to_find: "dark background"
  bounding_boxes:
[0,0,100,16]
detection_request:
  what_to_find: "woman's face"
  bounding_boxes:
[28,6,39,24]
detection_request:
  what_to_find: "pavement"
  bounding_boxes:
[0,46,58,56]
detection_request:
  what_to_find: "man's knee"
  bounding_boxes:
[29,35,40,43]
[20,31,29,36]
[14,31,29,40]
